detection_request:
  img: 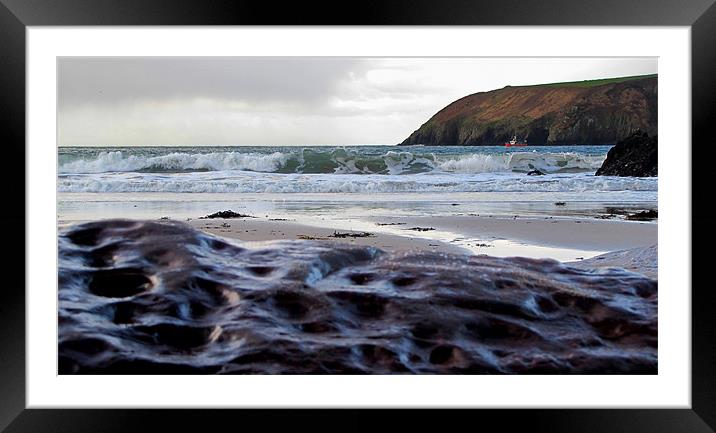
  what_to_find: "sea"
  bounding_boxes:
[58,144,657,193]
[58,145,657,222]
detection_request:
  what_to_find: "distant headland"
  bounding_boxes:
[400,74,657,146]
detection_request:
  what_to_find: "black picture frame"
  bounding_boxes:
[2,0,714,431]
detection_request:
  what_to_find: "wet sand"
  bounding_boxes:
[189,214,657,266]
[59,208,658,276]
[190,218,469,255]
[361,215,657,252]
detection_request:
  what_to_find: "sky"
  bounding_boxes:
[58,57,657,146]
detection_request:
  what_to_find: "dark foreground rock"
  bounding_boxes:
[595,131,657,177]
[59,220,657,374]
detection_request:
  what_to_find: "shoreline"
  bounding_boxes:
[188,213,656,272]
[59,211,657,273]
[58,193,657,277]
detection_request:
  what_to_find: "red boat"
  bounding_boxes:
[504,135,528,147]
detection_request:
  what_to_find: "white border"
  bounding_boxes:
[27,27,691,408]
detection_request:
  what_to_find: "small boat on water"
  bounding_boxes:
[504,135,528,148]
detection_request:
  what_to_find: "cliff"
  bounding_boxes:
[400,74,657,146]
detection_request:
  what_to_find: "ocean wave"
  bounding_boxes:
[59,150,289,174]
[59,149,605,175]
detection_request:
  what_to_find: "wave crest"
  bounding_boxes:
[59,151,289,174]
[59,149,605,175]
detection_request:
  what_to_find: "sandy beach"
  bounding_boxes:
[188,213,657,274]
[190,218,468,254]
[58,190,658,276]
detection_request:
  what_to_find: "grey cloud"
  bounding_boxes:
[58,57,368,107]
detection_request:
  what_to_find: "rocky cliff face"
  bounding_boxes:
[595,131,657,177]
[400,75,657,146]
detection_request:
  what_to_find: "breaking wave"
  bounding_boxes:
[59,150,290,174]
[59,148,605,175]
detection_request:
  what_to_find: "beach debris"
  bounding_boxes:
[526,169,546,176]
[407,227,435,232]
[375,222,406,226]
[159,216,170,220]
[269,218,291,221]
[554,202,566,206]
[625,210,658,221]
[329,231,375,238]
[220,223,231,228]
[451,203,460,206]
[473,243,492,247]
[604,207,631,216]
[200,210,255,219]
[297,234,327,240]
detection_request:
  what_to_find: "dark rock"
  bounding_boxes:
[59,219,657,374]
[595,131,657,177]
[329,231,375,238]
[527,169,546,176]
[554,202,566,206]
[200,210,255,219]
[625,210,658,221]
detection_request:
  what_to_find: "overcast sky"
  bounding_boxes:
[58,57,657,146]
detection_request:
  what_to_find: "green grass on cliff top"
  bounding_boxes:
[519,73,657,88]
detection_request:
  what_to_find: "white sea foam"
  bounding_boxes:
[437,154,509,173]
[58,171,657,195]
[436,152,605,174]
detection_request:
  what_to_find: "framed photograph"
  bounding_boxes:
[3,0,714,431]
